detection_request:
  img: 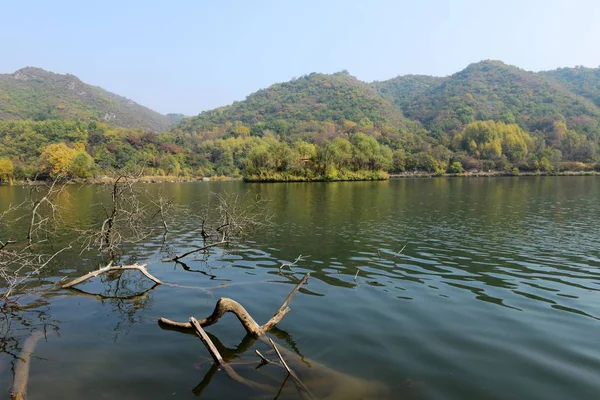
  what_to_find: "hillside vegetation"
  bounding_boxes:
[1,61,600,183]
[0,67,171,131]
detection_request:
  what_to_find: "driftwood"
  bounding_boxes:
[185,281,314,398]
[61,263,162,288]
[160,273,390,399]
[158,273,309,336]
[10,331,44,400]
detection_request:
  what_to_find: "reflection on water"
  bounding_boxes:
[1,177,600,399]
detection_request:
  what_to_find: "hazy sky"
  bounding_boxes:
[1,0,599,115]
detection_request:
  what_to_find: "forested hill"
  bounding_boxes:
[1,60,600,182]
[177,71,423,141]
[0,67,171,131]
[373,60,600,138]
[540,66,600,107]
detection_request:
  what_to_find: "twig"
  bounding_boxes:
[279,255,310,271]
[165,240,230,262]
[262,273,310,332]
[395,245,407,257]
[269,338,292,375]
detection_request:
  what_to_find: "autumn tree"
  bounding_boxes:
[39,143,78,177]
[0,158,15,185]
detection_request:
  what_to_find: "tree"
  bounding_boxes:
[0,158,15,184]
[70,151,94,178]
[159,155,182,176]
[39,143,78,177]
[449,161,465,174]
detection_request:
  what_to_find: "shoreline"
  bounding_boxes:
[390,170,600,179]
[1,170,598,186]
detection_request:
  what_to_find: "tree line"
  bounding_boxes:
[0,118,598,184]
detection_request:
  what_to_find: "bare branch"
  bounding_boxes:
[158,273,309,336]
[78,174,154,260]
[164,240,230,262]
[268,338,316,399]
[190,317,275,393]
[61,263,162,288]
[25,177,69,246]
[279,254,310,271]
[190,317,223,364]
[10,331,44,400]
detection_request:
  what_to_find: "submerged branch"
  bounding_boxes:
[61,263,162,288]
[158,273,309,337]
[164,240,230,263]
[190,317,275,393]
[10,331,44,400]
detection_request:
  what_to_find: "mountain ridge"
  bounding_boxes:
[0,66,171,131]
[178,60,600,143]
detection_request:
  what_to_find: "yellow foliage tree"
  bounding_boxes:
[455,120,533,162]
[0,158,15,185]
[40,143,78,177]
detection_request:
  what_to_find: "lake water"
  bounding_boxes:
[1,177,599,399]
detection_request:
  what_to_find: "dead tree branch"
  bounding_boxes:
[158,273,309,337]
[190,317,223,364]
[195,192,273,243]
[189,317,276,393]
[10,330,44,400]
[279,255,310,271]
[1,190,71,302]
[147,188,176,235]
[61,263,162,288]
[267,338,316,399]
[25,177,68,246]
[79,173,153,261]
[163,240,230,263]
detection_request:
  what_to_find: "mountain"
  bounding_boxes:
[371,74,444,108]
[540,66,600,107]
[178,71,421,141]
[0,67,171,131]
[374,61,600,138]
[1,60,599,182]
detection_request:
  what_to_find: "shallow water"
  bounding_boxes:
[1,177,599,399]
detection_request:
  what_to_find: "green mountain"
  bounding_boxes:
[178,71,421,141]
[1,60,599,183]
[0,67,171,131]
[374,60,600,138]
[540,66,600,107]
[371,74,444,108]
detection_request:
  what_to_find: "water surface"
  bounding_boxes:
[1,177,599,399]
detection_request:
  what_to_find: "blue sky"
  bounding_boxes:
[1,0,599,115]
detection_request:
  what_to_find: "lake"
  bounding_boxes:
[1,177,599,399]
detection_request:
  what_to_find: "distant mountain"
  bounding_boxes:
[376,60,600,137]
[179,71,421,140]
[0,67,171,131]
[178,61,600,143]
